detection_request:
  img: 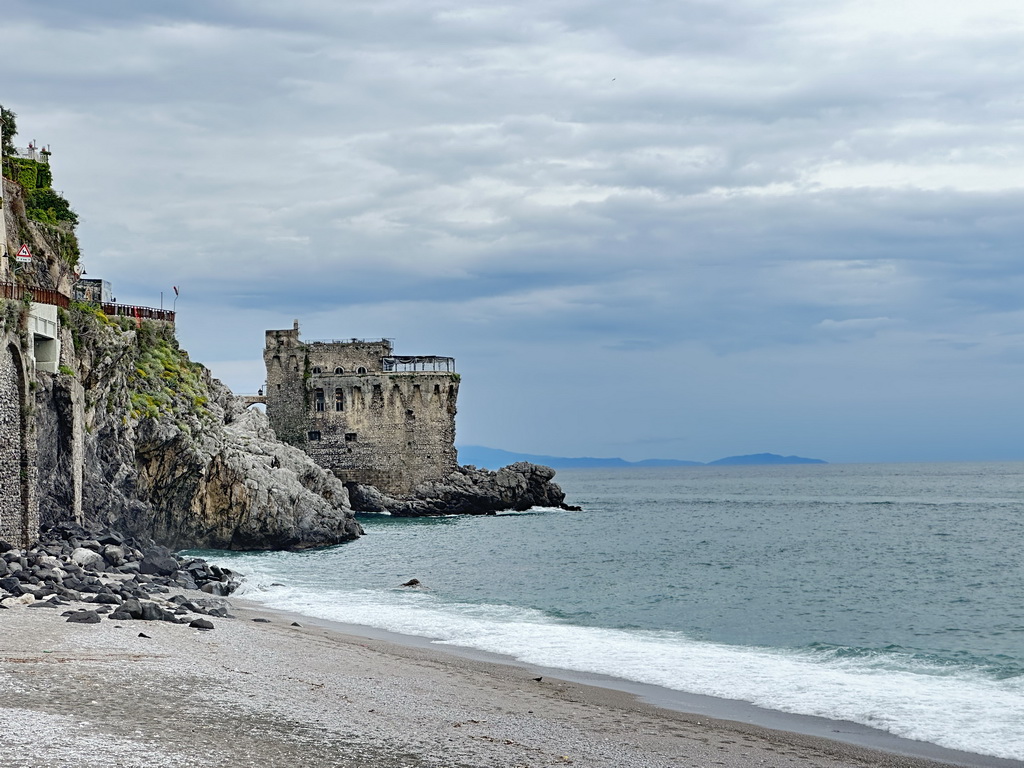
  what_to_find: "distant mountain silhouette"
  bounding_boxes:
[705,453,827,466]
[457,446,825,470]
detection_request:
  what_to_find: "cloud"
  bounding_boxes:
[7,0,1024,461]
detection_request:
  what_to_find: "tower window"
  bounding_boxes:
[345,433,357,442]
[308,431,321,441]
[312,366,322,374]
[335,388,344,411]
[314,388,325,412]
[357,366,367,374]
[335,367,344,374]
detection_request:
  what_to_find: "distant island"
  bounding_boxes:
[457,446,827,470]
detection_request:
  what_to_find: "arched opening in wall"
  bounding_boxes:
[314,388,325,412]
[335,367,344,374]
[335,388,344,411]
[357,367,367,374]
[312,366,322,374]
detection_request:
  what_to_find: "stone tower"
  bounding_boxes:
[263,321,459,495]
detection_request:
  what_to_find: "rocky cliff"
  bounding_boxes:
[2,151,362,551]
[36,308,362,550]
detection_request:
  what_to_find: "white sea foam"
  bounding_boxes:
[232,572,1024,760]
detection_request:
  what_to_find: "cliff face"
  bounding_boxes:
[4,149,362,551]
[35,308,362,550]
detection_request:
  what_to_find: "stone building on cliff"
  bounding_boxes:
[263,322,459,495]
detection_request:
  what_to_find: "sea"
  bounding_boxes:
[197,462,1024,762]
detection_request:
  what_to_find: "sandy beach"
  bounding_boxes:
[2,593,1016,768]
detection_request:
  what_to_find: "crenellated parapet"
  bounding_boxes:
[263,321,459,495]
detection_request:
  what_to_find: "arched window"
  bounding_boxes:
[335,367,344,374]
[312,366,322,374]
[314,388,325,412]
[357,366,367,374]
[335,388,344,411]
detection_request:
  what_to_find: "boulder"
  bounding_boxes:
[121,597,144,619]
[71,547,104,569]
[139,555,179,577]
[66,610,101,624]
[102,545,127,566]
[349,462,573,517]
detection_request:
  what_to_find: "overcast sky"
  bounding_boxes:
[6,0,1024,463]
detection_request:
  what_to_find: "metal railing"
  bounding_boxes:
[0,282,70,308]
[382,356,456,373]
[101,303,175,323]
[306,337,394,346]
[0,284,174,322]
[11,147,49,163]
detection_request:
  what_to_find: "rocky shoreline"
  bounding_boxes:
[350,461,581,516]
[0,522,238,628]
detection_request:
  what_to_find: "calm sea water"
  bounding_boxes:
[200,462,1024,760]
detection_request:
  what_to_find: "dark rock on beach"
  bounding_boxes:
[348,462,578,517]
[66,610,102,624]
[0,522,243,633]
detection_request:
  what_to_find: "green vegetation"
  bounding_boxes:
[25,188,78,226]
[127,320,211,422]
[1,105,16,176]
[1,102,79,234]
[66,302,212,426]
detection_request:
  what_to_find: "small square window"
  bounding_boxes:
[308,431,321,441]
[345,433,357,442]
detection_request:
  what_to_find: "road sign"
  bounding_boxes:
[15,244,32,263]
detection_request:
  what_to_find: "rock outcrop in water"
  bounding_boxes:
[348,461,578,516]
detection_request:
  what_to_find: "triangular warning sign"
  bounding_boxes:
[15,244,32,262]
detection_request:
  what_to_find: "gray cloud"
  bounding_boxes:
[6,0,1024,461]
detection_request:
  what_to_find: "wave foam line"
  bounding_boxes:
[234,578,1024,760]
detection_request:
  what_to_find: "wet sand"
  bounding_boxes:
[1,596,1017,768]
